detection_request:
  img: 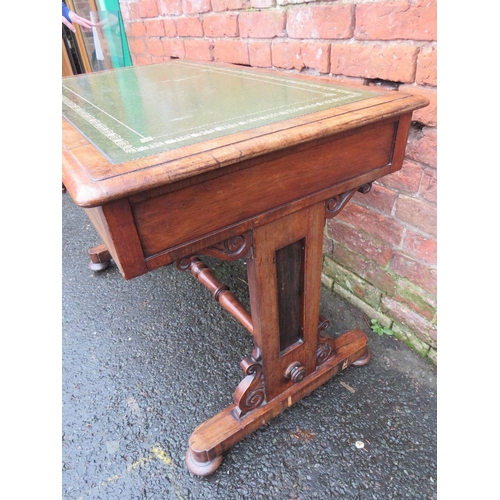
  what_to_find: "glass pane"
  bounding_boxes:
[80,10,131,72]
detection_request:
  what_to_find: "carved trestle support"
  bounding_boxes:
[177,219,374,429]
[183,194,375,475]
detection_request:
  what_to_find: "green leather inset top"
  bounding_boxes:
[62,60,378,165]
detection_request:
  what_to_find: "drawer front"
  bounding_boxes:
[132,119,397,259]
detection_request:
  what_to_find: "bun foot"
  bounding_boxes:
[88,244,112,272]
[186,448,223,476]
[352,350,371,366]
[88,260,110,272]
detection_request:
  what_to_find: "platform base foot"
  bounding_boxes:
[186,329,369,476]
[186,447,223,476]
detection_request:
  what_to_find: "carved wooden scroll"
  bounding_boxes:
[175,233,252,270]
[233,348,266,418]
[325,183,372,219]
[201,232,252,261]
[316,315,336,366]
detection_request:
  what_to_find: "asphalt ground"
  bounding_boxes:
[62,192,437,499]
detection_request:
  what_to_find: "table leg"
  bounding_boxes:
[185,201,370,475]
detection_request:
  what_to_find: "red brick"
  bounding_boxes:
[182,0,212,14]
[355,0,437,41]
[163,18,177,37]
[272,41,304,71]
[249,41,272,68]
[184,39,213,61]
[135,54,153,65]
[128,37,147,55]
[406,126,437,167]
[145,37,165,57]
[119,4,131,21]
[287,5,353,39]
[333,244,397,296]
[151,55,169,63]
[378,158,423,194]
[400,85,436,127]
[129,3,140,19]
[157,0,183,15]
[390,252,436,295]
[326,75,367,87]
[324,257,382,308]
[162,38,186,58]
[214,40,249,65]
[239,11,286,38]
[138,0,159,18]
[395,194,436,236]
[145,19,165,37]
[416,45,437,86]
[300,42,330,74]
[352,183,397,216]
[394,280,436,321]
[123,20,132,36]
[335,204,404,246]
[327,219,393,267]
[381,295,437,345]
[251,0,274,7]
[401,230,437,265]
[177,16,204,37]
[322,236,334,256]
[130,21,146,37]
[203,13,239,37]
[419,167,436,204]
[212,0,250,11]
[330,43,418,83]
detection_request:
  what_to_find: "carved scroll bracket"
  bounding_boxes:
[233,348,266,419]
[325,182,373,219]
[316,315,336,366]
[175,232,252,272]
[203,232,253,261]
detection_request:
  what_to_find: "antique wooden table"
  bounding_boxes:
[62,60,428,476]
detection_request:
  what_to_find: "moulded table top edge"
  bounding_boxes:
[63,94,428,208]
[62,94,427,208]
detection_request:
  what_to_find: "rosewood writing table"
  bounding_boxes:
[62,60,428,476]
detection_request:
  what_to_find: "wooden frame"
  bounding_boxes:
[62,61,428,476]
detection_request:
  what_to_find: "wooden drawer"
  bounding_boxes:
[132,118,397,259]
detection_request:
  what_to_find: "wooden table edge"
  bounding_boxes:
[63,92,428,208]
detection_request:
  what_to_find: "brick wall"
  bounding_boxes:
[118,0,437,363]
